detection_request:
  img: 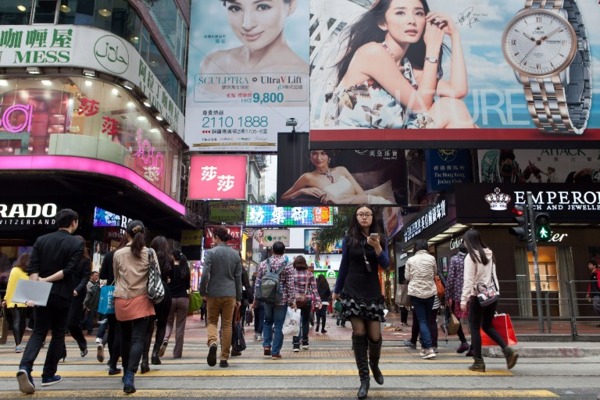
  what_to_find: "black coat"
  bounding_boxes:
[29,229,84,301]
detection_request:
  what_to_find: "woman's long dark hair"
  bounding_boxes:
[173,249,191,282]
[346,204,384,247]
[74,235,90,260]
[317,274,330,294]
[334,0,444,84]
[463,229,490,265]
[127,220,146,258]
[150,235,173,278]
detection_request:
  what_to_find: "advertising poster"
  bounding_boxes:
[277,132,407,206]
[185,0,310,151]
[309,0,600,149]
[304,229,343,254]
[426,150,472,192]
[204,225,242,250]
[478,149,600,184]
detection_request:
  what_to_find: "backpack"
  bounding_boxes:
[256,258,287,304]
[83,283,101,311]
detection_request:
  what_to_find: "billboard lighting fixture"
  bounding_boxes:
[82,69,95,77]
[123,80,134,90]
[26,67,42,75]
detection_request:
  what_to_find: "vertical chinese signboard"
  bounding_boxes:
[184,0,310,151]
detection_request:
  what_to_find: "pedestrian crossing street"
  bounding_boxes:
[0,341,560,399]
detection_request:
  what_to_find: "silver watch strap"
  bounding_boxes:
[522,0,591,135]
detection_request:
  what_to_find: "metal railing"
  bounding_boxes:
[480,279,600,340]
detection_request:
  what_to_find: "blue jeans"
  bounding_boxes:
[410,295,435,349]
[262,303,287,356]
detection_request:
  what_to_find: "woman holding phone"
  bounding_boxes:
[333,205,390,399]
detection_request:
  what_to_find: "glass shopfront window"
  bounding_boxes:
[0,76,181,199]
[0,1,34,25]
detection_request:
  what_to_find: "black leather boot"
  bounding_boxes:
[368,337,384,385]
[352,334,370,400]
[502,346,519,370]
[468,357,486,372]
[151,351,161,365]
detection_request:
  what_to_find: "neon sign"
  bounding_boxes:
[134,128,164,182]
[0,104,33,133]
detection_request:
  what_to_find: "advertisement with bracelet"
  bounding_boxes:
[309,0,600,149]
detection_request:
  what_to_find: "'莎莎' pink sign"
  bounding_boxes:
[188,155,247,200]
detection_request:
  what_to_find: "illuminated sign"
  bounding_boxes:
[134,128,164,183]
[188,155,248,200]
[92,206,131,229]
[245,205,334,227]
[0,104,33,133]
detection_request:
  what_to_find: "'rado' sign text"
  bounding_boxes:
[0,203,57,228]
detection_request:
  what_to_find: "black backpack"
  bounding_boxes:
[83,283,101,311]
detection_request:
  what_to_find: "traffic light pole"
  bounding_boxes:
[527,191,545,333]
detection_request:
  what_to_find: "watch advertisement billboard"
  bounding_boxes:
[309,0,600,149]
[184,0,310,152]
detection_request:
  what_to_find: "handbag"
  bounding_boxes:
[434,275,445,299]
[447,311,460,336]
[476,260,499,307]
[0,305,8,345]
[396,283,410,307]
[481,313,517,346]
[295,278,310,308]
[97,285,115,315]
[147,249,165,304]
[231,306,246,353]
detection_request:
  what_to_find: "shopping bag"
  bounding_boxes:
[396,283,410,307]
[97,285,115,315]
[282,307,301,336]
[0,305,8,345]
[481,313,517,346]
[187,291,203,315]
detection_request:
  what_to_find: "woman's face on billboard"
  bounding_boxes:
[225,0,294,52]
[310,150,330,169]
[379,0,426,45]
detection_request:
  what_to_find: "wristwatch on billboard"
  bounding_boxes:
[502,0,591,135]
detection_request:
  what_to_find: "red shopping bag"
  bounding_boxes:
[481,313,517,346]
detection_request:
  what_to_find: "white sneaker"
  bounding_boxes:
[95,338,102,344]
[421,348,436,359]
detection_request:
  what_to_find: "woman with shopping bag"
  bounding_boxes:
[460,229,518,373]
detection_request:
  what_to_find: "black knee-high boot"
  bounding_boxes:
[352,334,370,399]
[368,337,384,385]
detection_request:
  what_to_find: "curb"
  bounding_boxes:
[483,345,600,358]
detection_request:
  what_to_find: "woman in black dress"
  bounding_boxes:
[333,205,390,400]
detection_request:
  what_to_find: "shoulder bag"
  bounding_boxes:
[476,260,499,307]
[147,249,165,304]
[295,276,310,308]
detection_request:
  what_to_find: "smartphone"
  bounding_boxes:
[369,233,379,239]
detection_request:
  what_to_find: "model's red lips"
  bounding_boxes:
[405,29,418,35]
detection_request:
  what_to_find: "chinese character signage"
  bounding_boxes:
[184,0,310,151]
[403,201,447,243]
[245,204,334,227]
[426,150,472,192]
[188,155,248,200]
[261,229,290,247]
[181,229,203,246]
[0,26,183,134]
[309,0,600,149]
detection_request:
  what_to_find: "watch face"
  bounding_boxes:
[502,9,577,77]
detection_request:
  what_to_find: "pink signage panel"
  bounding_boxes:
[188,155,247,200]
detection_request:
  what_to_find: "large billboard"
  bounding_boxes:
[478,149,600,184]
[277,132,407,206]
[309,0,600,149]
[188,155,248,200]
[184,0,310,152]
